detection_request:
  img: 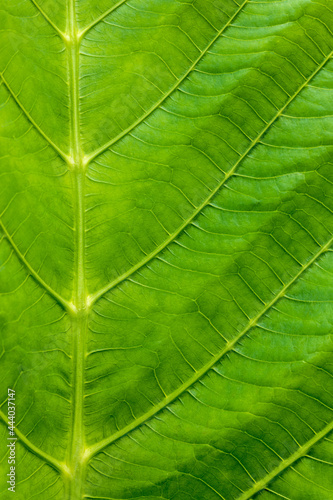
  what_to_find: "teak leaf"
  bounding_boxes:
[1,1,333,499]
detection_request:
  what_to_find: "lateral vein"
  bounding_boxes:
[236,418,333,500]
[0,218,72,312]
[0,410,67,474]
[84,0,249,165]
[89,49,333,305]
[0,75,70,164]
[78,0,129,39]
[29,0,67,40]
[87,232,333,458]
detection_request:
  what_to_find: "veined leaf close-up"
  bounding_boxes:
[1,0,333,498]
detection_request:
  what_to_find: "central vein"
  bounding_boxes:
[66,0,87,498]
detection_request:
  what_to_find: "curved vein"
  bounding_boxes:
[0,409,67,474]
[84,0,249,165]
[29,0,66,40]
[236,418,333,500]
[87,232,333,459]
[0,218,73,312]
[0,74,70,164]
[79,0,129,39]
[89,48,333,305]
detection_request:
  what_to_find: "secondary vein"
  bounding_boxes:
[89,48,333,305]
[0,218,72,312]
[0,74,69,164]
[29,0,67,41]
[236,418,333,500]
[78,0,129,40]
[87,232,333,458]
[83,0,249,166]
[0,410,67,474]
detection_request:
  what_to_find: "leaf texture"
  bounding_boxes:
[0,0,333,499]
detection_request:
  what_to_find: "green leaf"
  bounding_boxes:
[0,1,333,499]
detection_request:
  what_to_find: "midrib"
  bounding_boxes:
[66,0,87,498]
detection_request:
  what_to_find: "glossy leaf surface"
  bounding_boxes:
[0,1,333,499]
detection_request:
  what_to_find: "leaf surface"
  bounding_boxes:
[0,1,333,499]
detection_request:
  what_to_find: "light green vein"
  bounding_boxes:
[29,0,67,40]
[65,0,88,498]
[78,0,129,40]
[83,0,249,166]
[0,74,70,163]
[86,232,333,459]
[88,48,333,306]
[236,418,333,500]
[0,218,73,312]
[0,409,67,475]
